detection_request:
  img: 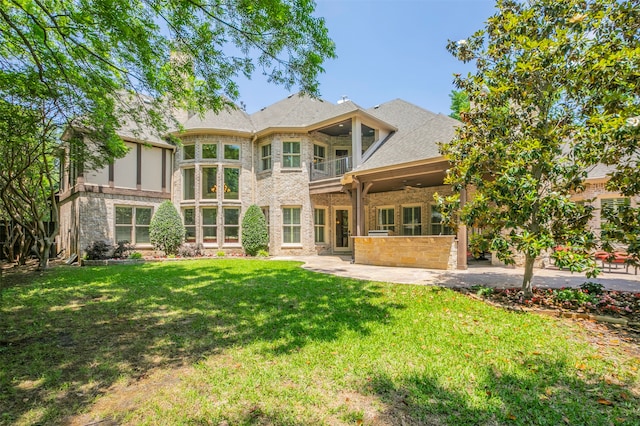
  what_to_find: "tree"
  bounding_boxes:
[440,0,620,296]
[448,90,470,121]
[0,0,335,267]
[149,201,185,256]
[1,0,336,157]
[566,1,639,263]
[241,205,269,256]
[0,98,59,269]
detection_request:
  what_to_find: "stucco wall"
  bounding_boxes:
[353,235,457,270]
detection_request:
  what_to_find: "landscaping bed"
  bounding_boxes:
[459,283,640,329]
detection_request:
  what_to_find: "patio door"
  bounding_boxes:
[333,208,351,252]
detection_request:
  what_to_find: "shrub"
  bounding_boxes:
[471,284,494,297]
[216,250,226,257]
[128,251,143,260]
[113,241,134,259]
[149,201,185,256]
[85,240,113,260]
[178,243,203,258]
[256,249,269,258]
[580,281,605,295]
[241,204,269,256]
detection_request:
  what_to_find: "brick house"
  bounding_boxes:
[57,93,636,269]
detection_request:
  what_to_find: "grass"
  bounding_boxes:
[1,259,639,425]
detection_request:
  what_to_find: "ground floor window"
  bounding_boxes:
[430,205,453,235]
[183,207,196,242]
[223,207,240,244]
[115,206,152,244]
[402,206,422,236]
[183,168,195,200]
[600,198,630,227]
[283,206,301,244]
[202,207,217,243]
[377,207,395,232]
[314,208,326,243]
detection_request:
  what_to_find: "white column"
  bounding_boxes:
[352,117,362,167]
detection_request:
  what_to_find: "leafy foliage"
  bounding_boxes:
[149,201,185,256]
[0,99,59,268]
[0,0,336,167]
[440,0,639,294]
[241,205,269,256]
[448,90,470,120]
[84,240,113,260]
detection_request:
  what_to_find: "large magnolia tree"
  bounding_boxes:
[441,0,639,295]
[0,0,335,268]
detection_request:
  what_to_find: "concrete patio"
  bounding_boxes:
[271,255,640,292]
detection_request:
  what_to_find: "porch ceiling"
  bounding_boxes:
[351,159,449,193]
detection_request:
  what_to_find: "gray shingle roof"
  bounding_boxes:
[250,93,360,130]
[181,105,254,134]
[356,99,460,171]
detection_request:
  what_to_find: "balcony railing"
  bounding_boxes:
[310,156,352,181]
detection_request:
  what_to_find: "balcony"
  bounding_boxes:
[310,156,353,182]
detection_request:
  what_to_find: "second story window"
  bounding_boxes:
[183,144,195,160]
[261,143,272,171]
[202,167,217,199]
[202,143,217,159]
[283,141,301,168]
[224,144,240,160]
[224,168,240,200]
[313,144,326,171]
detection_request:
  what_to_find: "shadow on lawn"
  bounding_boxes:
[0,260,396,424]
[363,358,640,425]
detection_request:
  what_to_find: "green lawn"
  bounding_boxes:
[1,259,638,425]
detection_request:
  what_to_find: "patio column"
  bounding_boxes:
[457,187,468,270]
[352,117,362,167]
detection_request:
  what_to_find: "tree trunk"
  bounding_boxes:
[38,238,51,270]
[522,255,535,298]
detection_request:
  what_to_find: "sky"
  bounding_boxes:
[235,0,498,115]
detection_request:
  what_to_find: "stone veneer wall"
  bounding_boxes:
[58,192,167,256]
[353,235,457,270]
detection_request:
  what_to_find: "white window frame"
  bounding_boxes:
[202,142,218,160]
[182,167,195,200]
[115,206,153,245]
[314,208,327,244]
[313,143,326,171]
[182,144,196,161]
[223,143,241,161]
[402,205,422,236]
[183,207,196,243]
[282,141,301,169]
[201,207,218,244]
[377,207,395,233]
[260,143,272,171]
[282,206,302,245]
[429,204,453,236]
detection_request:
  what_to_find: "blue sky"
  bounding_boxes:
[236,0,497,115]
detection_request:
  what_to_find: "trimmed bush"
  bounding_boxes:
[85,240,113,260]
[149,201,185,256]
[241,205,269,256]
